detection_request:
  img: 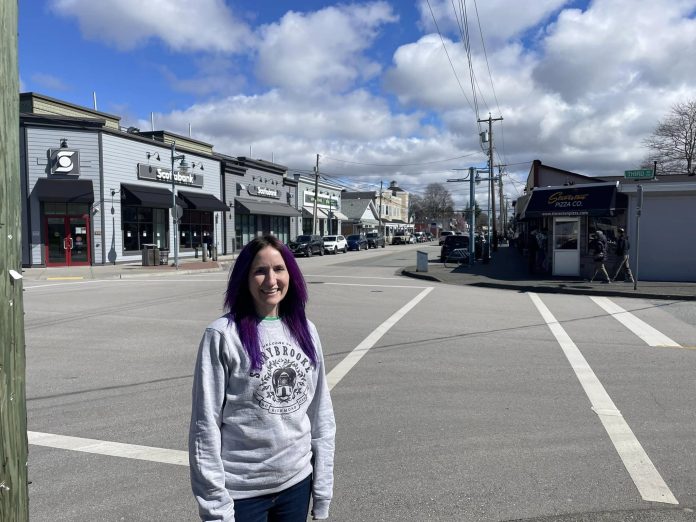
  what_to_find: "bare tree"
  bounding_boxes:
[421,183,454,228]
[643,100,696,176]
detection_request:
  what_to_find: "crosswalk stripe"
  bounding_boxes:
[590,297,682,347]
[529,292,678,505]
[28,431,189,466]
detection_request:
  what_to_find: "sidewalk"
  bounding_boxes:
[402,244,696,301]
[20,255,235,282]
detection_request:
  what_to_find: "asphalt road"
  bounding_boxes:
[23,244,696,521]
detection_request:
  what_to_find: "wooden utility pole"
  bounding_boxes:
[378,180,383,236]
[1,1,29,519]
[478,113,503,251]
[312,154,319,235]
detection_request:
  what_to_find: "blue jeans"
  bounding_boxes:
[234,475,312,522]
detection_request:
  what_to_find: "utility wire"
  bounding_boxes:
[321,151,482,167]
[425,0,476,114]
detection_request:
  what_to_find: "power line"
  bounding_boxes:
[321,151,482,167]
[425,0,476,114]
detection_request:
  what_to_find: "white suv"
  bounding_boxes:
[323,235,347,254]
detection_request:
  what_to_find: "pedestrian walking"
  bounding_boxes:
[590,230,611,283]
[189,235,336,522]
[612,227,634,282]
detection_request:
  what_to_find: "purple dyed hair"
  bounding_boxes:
[224,235,317,370]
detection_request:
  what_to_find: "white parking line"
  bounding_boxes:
[590,297,681,348]
[327,287,433,391]
[28,431,188,466]
[529,293,678,505]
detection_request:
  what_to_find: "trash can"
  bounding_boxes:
[416,250,428,272]
[141,244,157,266]
[159,249,169,265]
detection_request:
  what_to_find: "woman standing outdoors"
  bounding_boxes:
[189,235,336,521]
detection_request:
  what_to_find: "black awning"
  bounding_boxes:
[121,183,183,208]
[33,178,94,203]
[236,198,301,217]
[522,183,625,219]
[178,190,229,211]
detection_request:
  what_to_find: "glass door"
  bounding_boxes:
[46,217,68,266]
[68,216,90,265]
[552,217,580,276]
[44,215,91,266]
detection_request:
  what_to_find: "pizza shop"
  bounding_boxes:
[518,181,627,277]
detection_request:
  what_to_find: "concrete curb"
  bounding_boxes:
[401,268,696,301]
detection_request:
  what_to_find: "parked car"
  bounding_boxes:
[391,230,411,245]
[438,230,455,245]
[440,235,470,262]
[289,234,324,257]
[413,231,428,243]
[365,231,386,248]
[346,234,368,251]
[323,234,347,254]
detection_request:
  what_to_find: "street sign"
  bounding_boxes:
[624,169,653,179]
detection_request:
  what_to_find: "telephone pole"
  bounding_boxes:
[478,113,503,251]
[1,1,29,519]
[378,180,384,236]
[498,164,505,240]
[312,154,319,235]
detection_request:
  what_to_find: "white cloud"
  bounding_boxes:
[31,72,70,91]
[416,0,571,46]
[255,2,398,94]
[49,0,253,52]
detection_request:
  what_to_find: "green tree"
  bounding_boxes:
[643,100,696,176]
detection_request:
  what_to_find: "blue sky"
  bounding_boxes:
[18,0,696,205]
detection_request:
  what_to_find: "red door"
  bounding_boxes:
[44,215,91,266]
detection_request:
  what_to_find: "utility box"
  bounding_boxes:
[416,250,428,272]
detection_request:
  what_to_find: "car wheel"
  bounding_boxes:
[343,246,347,253]
[381,243,385,248]
[319,247,324,256]
[306,247,312,257]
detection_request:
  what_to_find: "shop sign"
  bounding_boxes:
[247,185,280,199]
[49,148,80,175]
[137,163,203,188]
[304,191,338,208]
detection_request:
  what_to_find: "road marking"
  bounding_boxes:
[306,274,405,280]
[46,276,84,281]
[28,287,434,464]
[590,297,681,348]
[324,282,429,289]
[327,287,433,391]
[28,431,188,466]
[529,292,678,505]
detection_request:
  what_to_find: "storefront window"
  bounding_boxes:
[44,202,89,216]
[122,206,168,252]
[588,216,626,247]
[179,209,213,249]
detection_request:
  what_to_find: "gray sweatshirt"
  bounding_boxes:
[189,316,336,521]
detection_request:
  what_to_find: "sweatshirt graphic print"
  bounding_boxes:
[254,340,312,415]
[189,316,335,522]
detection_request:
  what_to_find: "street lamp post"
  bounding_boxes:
[170,141,186,269]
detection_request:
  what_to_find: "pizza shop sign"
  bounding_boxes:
[546,191,589,209]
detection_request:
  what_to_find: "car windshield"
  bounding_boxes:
[324,236,337,241]
[366,232,378,237]
[347,235,361,240]
[296,235,311,242]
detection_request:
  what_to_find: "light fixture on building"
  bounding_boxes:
[191,161,204,171]
[146,151,161,161]
[60,138,68,148]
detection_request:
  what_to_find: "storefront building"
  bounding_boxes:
[20,93,226,266]
[219,156,300,251]
[517,181,627,277]
[292,174,347,236]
